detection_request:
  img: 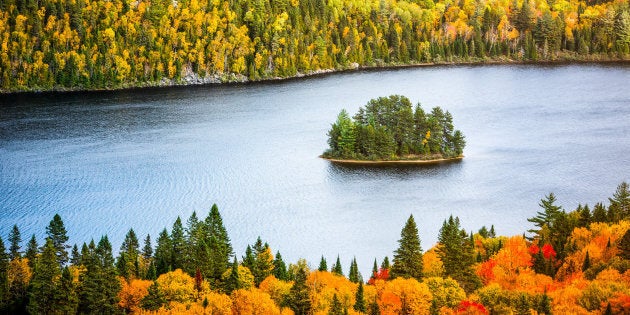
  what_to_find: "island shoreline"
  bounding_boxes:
[320,155,464,165]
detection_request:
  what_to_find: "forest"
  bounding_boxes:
[0,0,629,92]
[323,95,466,160]
[1,182,630,314]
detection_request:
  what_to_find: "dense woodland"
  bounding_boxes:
[324,95,465,160]
[1,182,630,314]
[0,0,629,91]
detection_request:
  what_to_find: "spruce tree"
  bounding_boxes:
[8,225,21,260]
[171,217,186,270]
[70,244,81,266]
[46,214,70,266]
[332,255,343,276]
[489,225,496,238]
[288,267,312,315]
[582,251,591,271]
[24,235,38,269]
[391,215,423,280]
[0,237,6,315]
[141,282,166,311]
[380,256,390,270]
[205,204,233,284]
[354,282,366,312]
[329,293,344,315]
[185,211,204,275]
[57,267,79,313]
[273,251,288,280]
[253,238,274,286]
[242,245,255,272]
[142,234,153,260]
[155,228,172,275]
[368,299,381,315]
[119,228,140,278]
[578,204,592,227]
[27,238,61,314]
[225,257,241,294]
[437,216,480,292]
[371,259,378,277]
[348,257,360,283]
[318,256,328,271]
[609,182,630,219]
[592,203,608,223]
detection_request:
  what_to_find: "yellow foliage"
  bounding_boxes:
[156,269,196,303]
[231,288,282,315]
[118,277,153,313]
[259,275,292,306]
[7,258,32,290]
[307,271,357,313]
[374,277,433,315]
[422,249,444,277]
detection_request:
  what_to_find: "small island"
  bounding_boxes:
[322,95,466,164]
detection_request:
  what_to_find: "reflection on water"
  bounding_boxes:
[1,63,630,277]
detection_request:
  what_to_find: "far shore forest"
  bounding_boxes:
[1,182,630,314]
[323,95,466,161]
[0,0,630,92]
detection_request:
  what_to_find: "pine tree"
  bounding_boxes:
[318,256,328,271]
[185,211,205,275]
[27,238,61,314]
[489,225,496,238]
[371,259,378,278]
[46,214,70,266]
[332,255,343,276]
[8,225,21,261]
[288,267,312,315]
[609,182,630,220]
[536,292,551,315]
[78,236,120,313]
[242,245,256,272]
[252,238,274,286]
[354,282,366,312]
[329,293,344,315]
[0,237,7,310]
[437,216,480,292]
[391,215,423,280]
[578,204,592,227]
[273,251,288,280]
[24,235,38,269]
[57,267,79,313]
[528,193,563,240]
[171,217,186,270]
[205,204,233,285]
[155,228,172,275]
[349,257,360,283]
[119,228,140,278]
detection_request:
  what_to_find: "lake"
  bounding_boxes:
[1,63,629,277]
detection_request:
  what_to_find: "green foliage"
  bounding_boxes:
[354,282,366,312]
[328,293,344,315]
[141,282,166,311]
[46,214,70,266]
[318,256,328,272]
[8,225,21,261]
[273,251,289,281]
[78,237,120,314]
[27,238,61,314]
[24,235,38,269]
[332,255,343,276]
[348,257,360,283]
[436,216,481,293]
[287,267,312,315]
[325,96,465,160]
[391,215,423,281]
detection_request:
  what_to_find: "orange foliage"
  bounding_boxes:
[307,271,356,314]
[118,277,153,313]
[231,288,282,315]
[259,275,292,306]
[423,249,445,277]
[374,278,433,315]
[156,269,196,303]
[476,259,496,285]
[456,300,488,315]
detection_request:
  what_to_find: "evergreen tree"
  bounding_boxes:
[78,236,120,314]
[582,251,591,271]
[489,225,496,238]
[332,255,343,276]
[578,204,592,227]
[154,228,172,275]
[0,238,8,311]
[536,292,551,315]
[372,259,378,277]
[24,235,38,269]
[380,256,390,270]
[619,229,630,260]
[329,293,344,315]
[252,238,274,286]
[592,202,608,223]
[273,251,288,280]
[242,245,256,272]
[225,257,241,294]
[528,193,563,240]
[27,238,61,314]
[8,225,21,261]
[391,215,423,280]
[368,298,381,315]
[354,282,366,312]
[348,257,360,283]
[70,244,81,266]
[46,214,70,266]
[185,211,205,275]
[142,234,153,260]
[609,182,630,220]
[119,228,140,278]
[58,267,79,313]
[318,256,328,271]
[437,216,480,292]
[141,282,166,311]
[288,267,312,315]
[205,204,233,285]
[171,217,186,270]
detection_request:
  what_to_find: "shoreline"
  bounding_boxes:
[320,155,464,165]
[1,57,629,95]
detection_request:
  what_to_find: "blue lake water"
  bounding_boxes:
[1,63,630,276]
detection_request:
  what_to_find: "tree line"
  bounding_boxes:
[1,182,630,313]
[0,0,629,92]
[324,95,465,160]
